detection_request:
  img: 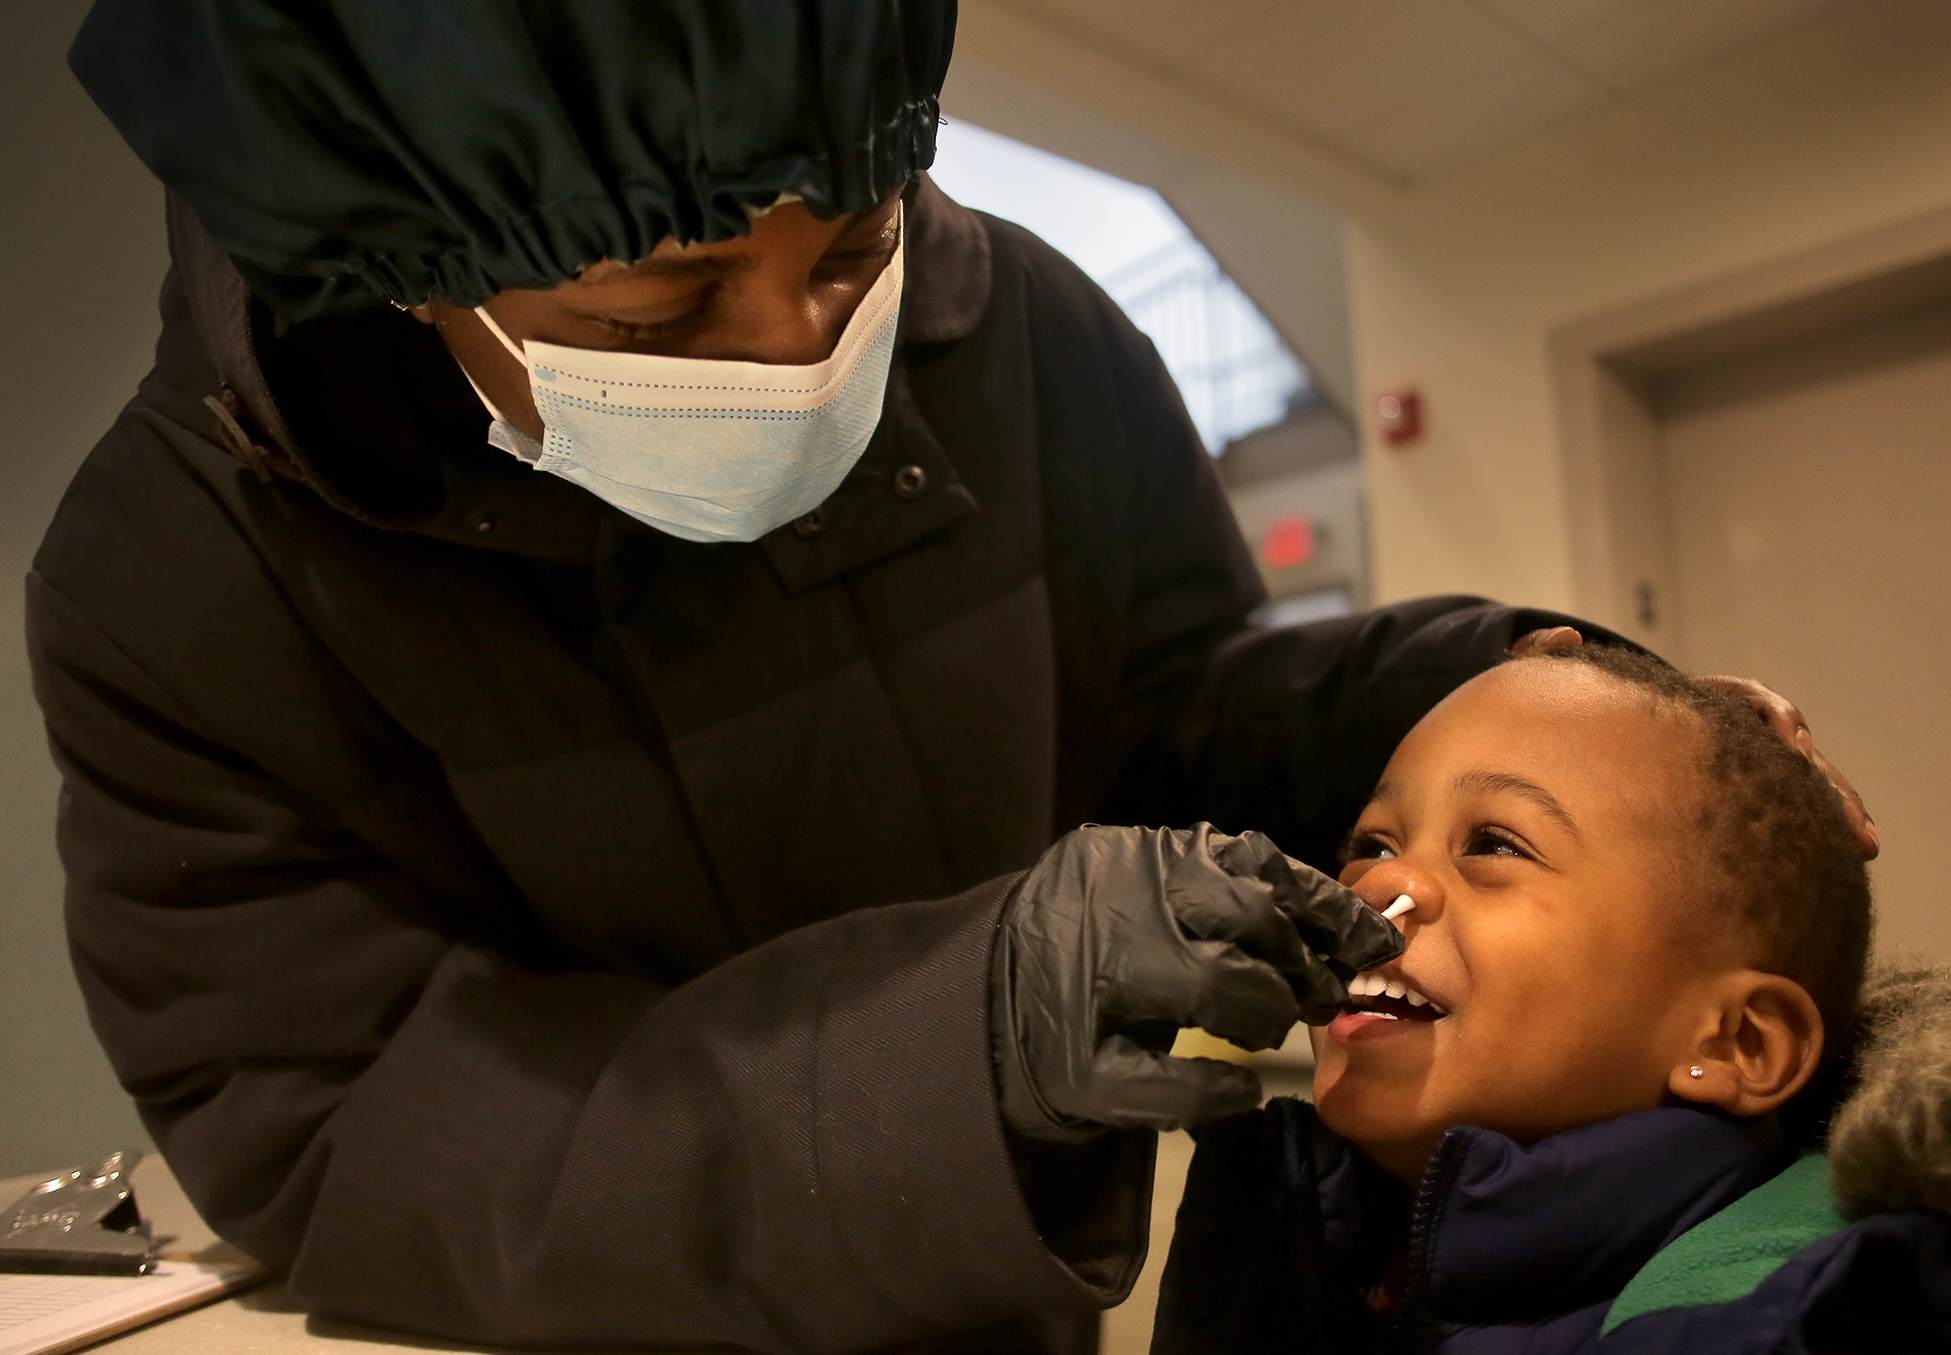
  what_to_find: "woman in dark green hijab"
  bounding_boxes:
[42,3,1850,1352]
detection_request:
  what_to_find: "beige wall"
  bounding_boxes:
[1655,314,1951,957]
[959,0,1951,618]
[1344,0,1951,617]
[1,0,165,1175]
[1293,3,1951,962]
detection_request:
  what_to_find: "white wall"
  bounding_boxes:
[1343,0,1951,617]
[0,0,165,1175]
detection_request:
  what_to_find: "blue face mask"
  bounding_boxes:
[468,205,903,544]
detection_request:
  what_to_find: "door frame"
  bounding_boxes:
[1548,204,1951,666]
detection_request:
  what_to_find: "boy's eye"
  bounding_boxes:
[1464,827,1529,859]
[1342,833,1396,864]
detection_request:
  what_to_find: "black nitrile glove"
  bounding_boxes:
[989,823,1404,1143]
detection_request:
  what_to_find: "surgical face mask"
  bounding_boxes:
[468,205,903,544]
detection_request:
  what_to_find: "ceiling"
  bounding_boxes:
[977,0,1848,180]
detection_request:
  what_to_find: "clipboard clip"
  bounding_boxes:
[0,1150,158,1276]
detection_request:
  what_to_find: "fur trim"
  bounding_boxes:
[1828,963,1951,1220]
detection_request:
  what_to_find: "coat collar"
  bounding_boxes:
[164,172,994,572]
[894,173,992,345]
[1406,1108,1790,1326]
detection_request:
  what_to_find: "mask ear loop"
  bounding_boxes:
[475,306,528,363]
[461,305,529,424]
[460,304,546,466]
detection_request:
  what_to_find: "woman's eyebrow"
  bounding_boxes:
[602,253,759,282]
[1454,769,1582,839]
[586,207,891,283]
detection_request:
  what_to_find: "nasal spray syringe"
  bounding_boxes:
[1380,894,1416,925]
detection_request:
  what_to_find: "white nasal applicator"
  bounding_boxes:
[1380,894,1416,923]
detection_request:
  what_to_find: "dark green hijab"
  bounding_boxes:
[72,0,955,317]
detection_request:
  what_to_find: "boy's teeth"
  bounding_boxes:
[1350,970,1447,1014]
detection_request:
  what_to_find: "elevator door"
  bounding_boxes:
[1660,308,1951,958]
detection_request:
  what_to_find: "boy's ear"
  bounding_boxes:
[1668,971,1823,1118]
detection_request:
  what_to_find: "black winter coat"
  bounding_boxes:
[27,177,1603,1354]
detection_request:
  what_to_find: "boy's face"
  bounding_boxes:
[1310,660,1738,1183]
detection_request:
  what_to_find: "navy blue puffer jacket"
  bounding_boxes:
[1152,1100,1951,1353]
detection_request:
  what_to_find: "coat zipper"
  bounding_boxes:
[1372,1131,1468,1355]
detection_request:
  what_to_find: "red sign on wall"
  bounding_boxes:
[1262,514,1316,571]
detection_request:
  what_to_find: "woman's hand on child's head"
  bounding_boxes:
[1694,675,1878,860]
[1509,625,1585,658]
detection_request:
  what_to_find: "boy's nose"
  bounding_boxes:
[1353,863,1443,929]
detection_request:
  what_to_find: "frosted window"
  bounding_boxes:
[929,119,1310,453]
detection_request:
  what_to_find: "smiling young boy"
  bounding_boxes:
[1151,645,1951,1353]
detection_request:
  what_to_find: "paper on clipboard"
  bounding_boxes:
[0,1255,261,1355]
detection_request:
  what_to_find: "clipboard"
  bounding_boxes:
[0,1156,262,1355]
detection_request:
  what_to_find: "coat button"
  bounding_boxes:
[892,464,929,500]
[793,508,828,539]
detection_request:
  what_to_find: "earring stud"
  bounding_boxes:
[1688,1065,1705,1080]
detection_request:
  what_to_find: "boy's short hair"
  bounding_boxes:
[1516,644,1873,1147]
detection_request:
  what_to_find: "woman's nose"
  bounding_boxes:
[1350,860,1443,929]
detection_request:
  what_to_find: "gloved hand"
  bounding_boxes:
[990,823,1403,1142]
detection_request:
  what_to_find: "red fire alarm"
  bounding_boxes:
[1261,514,1315,572]
[1377,387,1422,445]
